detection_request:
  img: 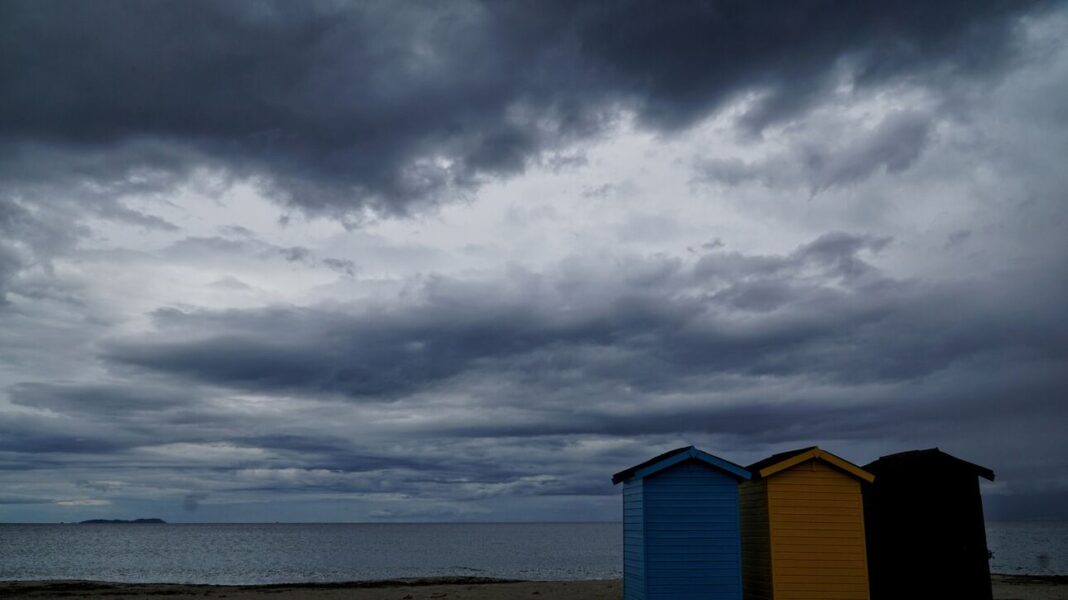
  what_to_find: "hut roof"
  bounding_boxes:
[747,446,875,483]
[865,448,994,481]
[611,445,751,484]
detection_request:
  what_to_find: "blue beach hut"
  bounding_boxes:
[612,446,751,600]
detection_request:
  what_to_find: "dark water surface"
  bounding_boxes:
[987,521,1068,576]
[0,521,1063,584]
[0,522,620,584]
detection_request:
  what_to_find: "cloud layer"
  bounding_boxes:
[1,1,1066,522]
[0,0,1047,215]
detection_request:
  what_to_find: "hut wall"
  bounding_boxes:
[643,460,743,600]
[623,477,646,600]
[766,459,869,600]
[740,478,773,600]
[963,476,994,600]
[865,466,992,600]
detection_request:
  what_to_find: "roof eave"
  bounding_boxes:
[757,448,875,483]
[866,448,995,481]
[612,447,751,484]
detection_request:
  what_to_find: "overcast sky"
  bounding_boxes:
[1,0,1066,523]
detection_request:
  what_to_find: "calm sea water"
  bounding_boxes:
[988,521,1068,576]
[0,521,1063,584]
[0,522,620,584]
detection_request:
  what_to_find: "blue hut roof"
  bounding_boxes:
[612,445,751,484]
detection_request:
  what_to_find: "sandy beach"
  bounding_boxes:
[1,575,1065,599]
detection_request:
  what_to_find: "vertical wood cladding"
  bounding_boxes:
[741,449,873,600]
[642,461,743,600]
[766,460,869,600]
[864,449,995,600]
[614,447,750,600]
[740,478,772,600]
[624,478,645,600]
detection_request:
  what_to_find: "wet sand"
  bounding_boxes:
[1,575,1064,599]
[993,575,1068,600]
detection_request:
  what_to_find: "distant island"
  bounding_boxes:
[77,518,166,524]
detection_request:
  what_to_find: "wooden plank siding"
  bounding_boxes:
[740,479,773,600]
[623,478,645,600]
[642,460,744,600]
[768,459,869,600]
[863,449,994,600]
[741,451,873,600]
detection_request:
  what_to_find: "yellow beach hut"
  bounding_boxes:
[740,447,875,600]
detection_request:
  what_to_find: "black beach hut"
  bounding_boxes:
[863,448,995,600]
[613,446,751,600]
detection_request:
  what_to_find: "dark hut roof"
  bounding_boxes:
[865,448,994,481]
[611,446,750,484]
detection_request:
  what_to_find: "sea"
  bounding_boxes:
[0,521,1064,584]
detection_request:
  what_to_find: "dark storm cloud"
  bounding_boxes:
[0,197,81,304]
[0,173,183,305]
[0,496,53,505]
[105,233,895,396]
[2,380,269,468]
[0,411,135,455]
[0,0,1047,215]
[0,244,19,305]
[427,393,875,441]
[5,229,1062,513]
[165,234,357,276]
[694,109,937,191]
[182,493,207,512]
[220,435,473,476]
[9,382,194,416]
[810,111,935,190]
[103,232,1068,444]
[0,1,1064,524]
[88,202,179,232]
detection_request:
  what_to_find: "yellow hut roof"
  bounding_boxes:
[747,446,875,483]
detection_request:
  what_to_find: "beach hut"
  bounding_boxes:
[740,447,875,600]
[612,446,751,600]
[863,448,995,600]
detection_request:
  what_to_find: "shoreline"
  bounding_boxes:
[1,575,1065,600]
